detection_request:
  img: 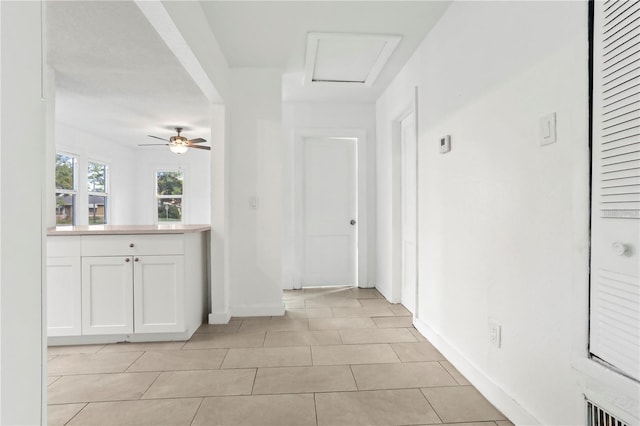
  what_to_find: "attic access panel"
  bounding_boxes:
[305,32,401,87]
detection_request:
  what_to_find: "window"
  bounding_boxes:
[55,153,77,226]
[156,171,183,223]
[88,161,109,225]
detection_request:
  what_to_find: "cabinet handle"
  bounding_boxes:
[129,243,135,248]
[134,257,139,262]
[125,258,131,263]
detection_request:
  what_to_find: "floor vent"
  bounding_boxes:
[586,400,629,426]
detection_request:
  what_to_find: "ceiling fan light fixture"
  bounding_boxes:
[169,136,189,154]
[169,144,188,154]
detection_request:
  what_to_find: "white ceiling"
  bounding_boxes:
[46,1,450,147]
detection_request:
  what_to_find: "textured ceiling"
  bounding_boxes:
[47,1,211,147]
[200,1,450,102]
[46,1,451,147]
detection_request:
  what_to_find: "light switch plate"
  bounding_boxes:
[440,135,451,154]
[540,112,557,146]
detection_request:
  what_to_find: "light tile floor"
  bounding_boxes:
[48,286,513,426]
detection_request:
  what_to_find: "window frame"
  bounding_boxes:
[55,152,78,227]
[87,160,110,225]
[154,168,185,224]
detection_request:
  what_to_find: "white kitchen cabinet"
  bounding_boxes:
[47,236,82,337]
[133,255,184,333]
[47,256,82,336]
[46,226,209,345]
[81,256,134,335]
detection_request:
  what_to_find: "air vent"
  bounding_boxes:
[586,399,630,426]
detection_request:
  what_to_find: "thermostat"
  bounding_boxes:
[440,135,451,154]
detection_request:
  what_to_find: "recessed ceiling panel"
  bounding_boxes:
[313,38,388,83]
[306,32,401,86]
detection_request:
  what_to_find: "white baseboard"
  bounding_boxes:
[208,311,231,325]
[414,317,540,425]
[231,303,286,317]
[48,330,195,346]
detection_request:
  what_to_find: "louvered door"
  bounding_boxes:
[590,0,640,381]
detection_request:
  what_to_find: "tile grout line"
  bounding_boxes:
[418,387,444,424]
[347,364,360,391]
[249,367,259,395]
[313,392,319,426]
[218,348,231,369]
[123,350,147,373]
[62,401,88,426]
[188,397,206,426]
[137,371,163,401]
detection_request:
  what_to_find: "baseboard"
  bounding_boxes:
[208,311,231,325]
[48,330,195,346]
[414,318,540,425]
[231,303,286,317]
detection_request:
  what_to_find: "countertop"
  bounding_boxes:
[47,224,211,236]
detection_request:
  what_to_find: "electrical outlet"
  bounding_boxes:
[489,321,501,348]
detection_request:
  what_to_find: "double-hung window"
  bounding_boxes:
[87,161,109,224]
[55,153,77,226]
[156,171,184,223]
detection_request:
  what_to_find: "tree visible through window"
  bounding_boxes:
[55,154,76,226]
[156,171,183,223]
[88,161,108,224]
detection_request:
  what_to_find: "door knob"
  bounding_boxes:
[125,258,130,263]
[350,219,356,225]
[612,242,630,256]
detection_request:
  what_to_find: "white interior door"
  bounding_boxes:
[589,0,640,381]
[302,137,357,286]
[401,113,417,313]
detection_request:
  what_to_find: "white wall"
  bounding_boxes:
[0,2,45,423]
[132,145,211,225]
[282,102,377,289]
[54,123,211,226]
[226,68,284,316]
[377,1,598,424]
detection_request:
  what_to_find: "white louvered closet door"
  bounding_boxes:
[590,0,640,381]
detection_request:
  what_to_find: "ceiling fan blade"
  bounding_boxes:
[148,135,169,141]
[187,137,207,144]
[138,143,169,146]
[189,145,211,151]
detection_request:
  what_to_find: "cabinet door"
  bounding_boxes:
[133,255,185,333]
[47,257,81,336]
[82,257,134,335]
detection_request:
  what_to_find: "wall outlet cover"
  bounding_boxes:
[488,320,501,348]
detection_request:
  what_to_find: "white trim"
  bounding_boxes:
[48,330,198,346]
[391,90,419,311]
[208,311,231,325]
[414,317,540,425]
[287,127,369,289]
[154,167,186,225]
[231,303,285,318]
[573,358,640,423]
[134,1,223,104]
[305,32,401,87]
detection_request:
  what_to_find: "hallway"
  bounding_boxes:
[48,287,512,425]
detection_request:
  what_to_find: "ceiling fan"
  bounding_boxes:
[139,127,210,154]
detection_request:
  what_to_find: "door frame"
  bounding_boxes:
[392,88,419,317]
[286,128,369,289]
